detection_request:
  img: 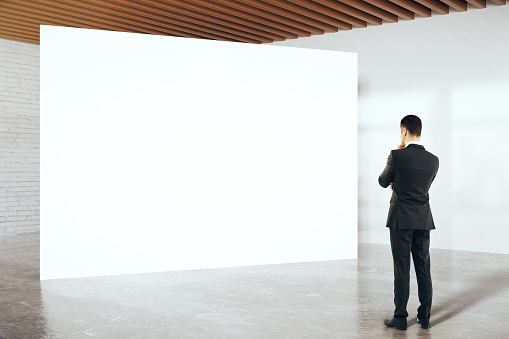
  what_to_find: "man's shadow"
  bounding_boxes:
[430,270,509,326]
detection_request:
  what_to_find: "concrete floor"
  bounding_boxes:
[1,235,508,338]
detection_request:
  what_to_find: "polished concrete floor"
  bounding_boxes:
[1,234,508,338]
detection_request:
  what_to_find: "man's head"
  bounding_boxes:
[400,115,422,146]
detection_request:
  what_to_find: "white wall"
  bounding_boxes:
[0,38,40,236]
[272,4,509,254]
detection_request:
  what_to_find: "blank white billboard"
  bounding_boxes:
[40,25,357,280]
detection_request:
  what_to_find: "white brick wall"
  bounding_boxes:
[0,37,40,236]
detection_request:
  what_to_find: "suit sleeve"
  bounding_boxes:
[431,156,439,184]
[378,151,395,188]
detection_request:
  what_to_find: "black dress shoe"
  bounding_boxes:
[383,317,407,330]
[417,317,430,329]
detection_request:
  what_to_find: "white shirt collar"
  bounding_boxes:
[406,140,422,147]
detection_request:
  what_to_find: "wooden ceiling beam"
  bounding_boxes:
[252,0,352,33]
[440,0,468,11]
[1,0,507,46]
[225,0,342,30]
[465,0,487,8]
[281,0,367,28]
[208,0,346,31]
[313,0,383,25]
[0,31,39,44]
[337,0,399,22]
[0,3,205,42]
[0,30,38,45]
[109,0,296,40]
[363,0,415,19]
[0,3,143,36]
[0,24,38,39]
[414,0,449,14]
[160,0,321,36]
[0,16,41,35]
[18,0,249,43]
[0,1,218,41]
[388,0,431,17]
[43,0,270,43]
[138,0,305,38]
[83,0,282,43]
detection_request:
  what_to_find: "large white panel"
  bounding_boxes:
[41,26,358,280]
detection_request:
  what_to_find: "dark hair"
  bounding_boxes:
[400,115,422,137]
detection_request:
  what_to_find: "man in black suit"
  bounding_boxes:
[378,115,439,331]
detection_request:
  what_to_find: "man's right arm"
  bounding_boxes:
[430,156,439,184]
[378,151,395,188]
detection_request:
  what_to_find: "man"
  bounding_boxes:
[378,115,439,331]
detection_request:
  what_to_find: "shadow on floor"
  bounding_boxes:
[431,270,509,327]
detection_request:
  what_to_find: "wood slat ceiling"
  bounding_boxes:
[0,0,506,45]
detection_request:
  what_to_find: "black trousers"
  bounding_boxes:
[389,228,432,320]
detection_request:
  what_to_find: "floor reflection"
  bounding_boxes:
[0,235,48,338]
[1,235,508,338]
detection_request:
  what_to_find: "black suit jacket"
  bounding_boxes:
[378,144,439,230]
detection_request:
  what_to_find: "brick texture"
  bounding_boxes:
[0,37,40,236]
